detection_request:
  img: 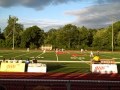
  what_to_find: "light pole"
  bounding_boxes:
[112,20,114,52]
[12,18,15,50]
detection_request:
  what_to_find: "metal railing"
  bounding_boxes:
[0,79,120,90]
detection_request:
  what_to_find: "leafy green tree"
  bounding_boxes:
[117,32,120,46]
[87,29,97,47]
[0,28,5,40]
[62,24,78,49]
[78,26,89,49]
[0,39,5,48]
[92,28,112,50]
[3,15,23,48]
[4,15,18,38]
[20,26,44,48]
[44,24,80,49]
[55,29,68,49]
[0,28,5,48]
[112,21,120,47]
[45,25,94,50]
[44,28,57,46]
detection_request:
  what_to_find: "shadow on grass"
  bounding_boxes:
[117,64,120,74]
[47,63,91,73]
[47,63,65,72]
[63,68,90,73]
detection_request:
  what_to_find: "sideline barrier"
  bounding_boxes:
[0,63,25,72]
[27,63,47,73]
[100,59,116,64]
[91,59,118,74]
[0,60,47,73]
[1,79,120,90]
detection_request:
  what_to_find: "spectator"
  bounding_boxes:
[92,55,100,64]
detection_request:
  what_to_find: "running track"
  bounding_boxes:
[0,72,120,81]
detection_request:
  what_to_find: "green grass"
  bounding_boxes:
[46,63,90,73]
[0,50,120,73]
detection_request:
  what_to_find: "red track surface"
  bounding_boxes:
[0,72,120,81]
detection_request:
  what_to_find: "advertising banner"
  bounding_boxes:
[0,63,25,72]
[92,64,118,74]
[27,63,46,73]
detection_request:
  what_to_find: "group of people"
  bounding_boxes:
[80,48,100,63]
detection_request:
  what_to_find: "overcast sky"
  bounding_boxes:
[0,0,120,31]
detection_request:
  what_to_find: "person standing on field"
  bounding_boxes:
[90,51,94,57]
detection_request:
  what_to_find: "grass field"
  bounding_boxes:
[0,50,120,73]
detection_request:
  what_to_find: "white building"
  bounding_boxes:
[41,45,52,50]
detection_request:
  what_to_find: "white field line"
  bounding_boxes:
[78,58,90,65]
[37,60,120,64]
[1,59,120,64]
[55,51,90,64]
[56,53,59,61]
[116,62,120,63]
[37,60,91,63]
[36,52,45,58]
[65,67,89,68]
[112,58,120,59]
[70,54,90,65]
[13,52,35,58]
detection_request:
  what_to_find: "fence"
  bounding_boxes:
[0,79,120,90]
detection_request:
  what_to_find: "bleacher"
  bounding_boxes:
[0,72,120,90]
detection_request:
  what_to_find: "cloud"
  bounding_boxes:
[0,18,7,31]
[65,3,120,28]
[1,0,120,9]
[0,18,69,31]
[0,0,79,9]
[19,18,71,31]
[1,0,120,30]
[0,0,17,7]
[96,0,120,4]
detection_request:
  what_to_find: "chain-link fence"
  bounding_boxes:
[0,79,120,90]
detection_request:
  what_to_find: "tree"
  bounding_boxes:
[0,28,5,48]
[20,26,44,48]
[87,29,97,47]
[3,15,23,48]
[4,15,18,38]
[62,24,78,49]
[78,26,89,49]
[112,21,120,47]
[44,28,58,48]
[0,28,5,40]
[117,32,120,46]
[92,28,112,50]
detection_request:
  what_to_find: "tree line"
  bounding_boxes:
[0,16,120,50]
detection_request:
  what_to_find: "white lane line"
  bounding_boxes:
[56,53,59,61]
[37,60,90,63]
[36,51,46,58]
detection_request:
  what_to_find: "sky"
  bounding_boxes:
[0,0,120,31]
